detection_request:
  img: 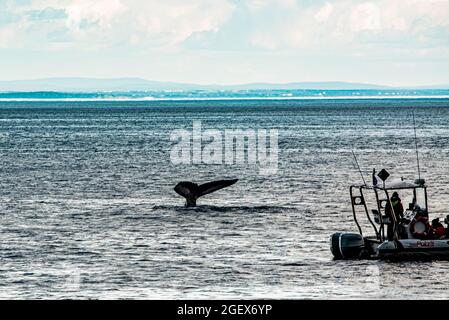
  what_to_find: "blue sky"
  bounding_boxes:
[1,0,449,86]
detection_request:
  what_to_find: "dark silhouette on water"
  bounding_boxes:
[174,179,238,207]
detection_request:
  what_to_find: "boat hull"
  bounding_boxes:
[330,233,449,260]
[377,239,449,260]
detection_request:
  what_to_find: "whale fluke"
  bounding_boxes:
[174,179,238,207]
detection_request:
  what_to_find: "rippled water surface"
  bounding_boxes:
[2,99,449,299]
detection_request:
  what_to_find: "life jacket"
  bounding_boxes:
[392,200,404,219]
[433,225,446,238]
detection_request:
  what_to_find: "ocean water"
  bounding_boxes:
[1,98,449,299]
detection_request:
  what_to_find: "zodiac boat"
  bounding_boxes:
[330,172,449,260]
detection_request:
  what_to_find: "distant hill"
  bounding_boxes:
[0,77,395,92]
[0,78,195,92]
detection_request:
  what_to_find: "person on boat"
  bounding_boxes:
[431,218,446,239]
[385,192,404,240]
[445,215,449,239]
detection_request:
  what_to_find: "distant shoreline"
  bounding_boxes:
[1,95,449,102]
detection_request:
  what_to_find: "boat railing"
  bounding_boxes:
[350,185,381,240]
[350,183,429,242]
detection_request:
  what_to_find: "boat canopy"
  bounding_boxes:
[353,178,426,190]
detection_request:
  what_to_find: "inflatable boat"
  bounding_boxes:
[330,171,449,260]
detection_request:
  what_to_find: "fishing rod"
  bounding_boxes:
[352,150,367,186]
[412,110,421,181]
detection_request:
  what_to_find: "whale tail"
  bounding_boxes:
[174,179,238,207]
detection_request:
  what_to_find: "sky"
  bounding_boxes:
[1,0,449,86]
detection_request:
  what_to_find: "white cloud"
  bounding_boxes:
[0,0,236,49]
[350,2,381,32]
[128,1,236,46]
[221,0,443,52]
[0,0,448,67]
[1,0,448,51]
[315,2,333,23]
[0,25,15,48]
[65,0,125,32]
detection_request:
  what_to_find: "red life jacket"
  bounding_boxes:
[433,225,446,238]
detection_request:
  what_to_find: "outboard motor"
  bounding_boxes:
[330,232,364,259]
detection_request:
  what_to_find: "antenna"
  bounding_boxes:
[352,150,367,186]
[412,110,421,180]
